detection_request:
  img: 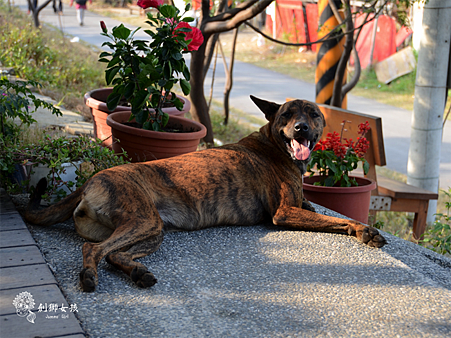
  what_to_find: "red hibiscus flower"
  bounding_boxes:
[137,0,163,9]
[174,22,204,51]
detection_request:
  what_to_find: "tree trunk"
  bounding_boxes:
[220,27,239,125]
[28,0,53,28]
[331,0,352,107]
[315,0,344,107]
[190,38,214,146]
[189,0,273,143]
[33,11,40,28]
[203,34,219,82]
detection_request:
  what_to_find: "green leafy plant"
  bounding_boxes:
[99,0,203,131]
[1,133,129,202]
[0,78,128,200]
[1,77,62,186]
[307,120,371,187]
[421,188,451,256]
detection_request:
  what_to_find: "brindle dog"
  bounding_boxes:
[25,96,386,292]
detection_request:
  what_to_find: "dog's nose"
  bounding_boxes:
[295,122,309,132]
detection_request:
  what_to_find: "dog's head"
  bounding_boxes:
[250,95,325,172]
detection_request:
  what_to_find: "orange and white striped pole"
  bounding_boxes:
[315,0,347,108]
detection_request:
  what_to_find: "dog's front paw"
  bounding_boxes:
[79,267,97,292]
[131,267,157,288]
[349,225,387,248]
[363,227,387,248]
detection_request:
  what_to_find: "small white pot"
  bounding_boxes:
[28,161,82,203]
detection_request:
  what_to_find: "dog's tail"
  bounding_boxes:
[24,178,84,226]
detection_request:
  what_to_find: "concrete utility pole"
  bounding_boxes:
[407,0,451,224]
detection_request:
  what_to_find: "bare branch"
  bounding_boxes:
[203,34,220,80]
[244,5,383,49]
[329,0,344,25]
[209,0,259,22]
[207,42,219,112]
[216,0,229,13]
[341,1,375,96]
[203,0,272,35]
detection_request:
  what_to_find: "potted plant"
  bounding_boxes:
[2,131,129,203]
[24,134,129,203]
[1,77,128,202]
[95,0,206,161]
[304,120,376,224]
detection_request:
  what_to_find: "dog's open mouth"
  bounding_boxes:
[282,133,315,161]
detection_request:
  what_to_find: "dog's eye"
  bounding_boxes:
[310,112,319,118]
[281,111,293,119]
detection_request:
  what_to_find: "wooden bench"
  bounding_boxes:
[315,103,438,239]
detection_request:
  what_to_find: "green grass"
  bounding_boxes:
[0,1,105,116]
[352,68,417,110]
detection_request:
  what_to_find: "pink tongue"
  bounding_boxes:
[291,139,310,161]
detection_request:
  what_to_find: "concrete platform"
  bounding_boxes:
[2,188,450,337]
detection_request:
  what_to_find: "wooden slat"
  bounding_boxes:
[377,176,438,200]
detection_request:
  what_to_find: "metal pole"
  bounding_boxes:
[407,0,451,224]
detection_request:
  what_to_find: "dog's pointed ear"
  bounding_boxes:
[250,95,281,121]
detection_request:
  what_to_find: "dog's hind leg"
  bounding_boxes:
[105,231,164,288]
[79,214,164,292]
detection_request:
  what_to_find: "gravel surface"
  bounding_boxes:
[12,196,451,337]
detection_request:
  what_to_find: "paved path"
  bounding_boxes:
[11,0,451,190]
[0,189,85,338]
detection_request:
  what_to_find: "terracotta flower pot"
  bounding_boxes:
[303,176,377,224]
[84,88,191,148]
[106,111,206,162]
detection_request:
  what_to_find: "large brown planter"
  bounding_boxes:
[84,88,191,148]
[303,176,376,224]
[106,111,206,162]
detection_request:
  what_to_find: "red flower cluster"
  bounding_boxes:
[355,122,370,157]
[314,132,344,158]
[308,120,371,187]
[313,120,370,159]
